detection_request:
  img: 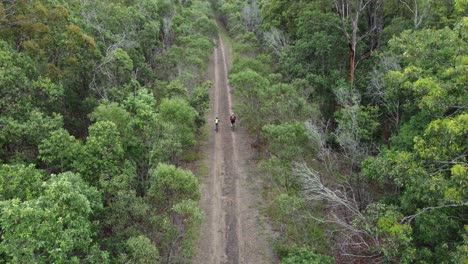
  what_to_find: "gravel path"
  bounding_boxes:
[192,37,276,264]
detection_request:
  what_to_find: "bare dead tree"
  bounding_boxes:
[80,0,107,44]
[365,0,384,52]
[80,0,138,99]
[263,27,289,56]
[300,119,398,261]
[161,14,174,49]
[304,121,336,176]
[295,161,385,262]
[241,1,262,33]
[399,0,430,29]
[401,201,468,223]
[331,0,382,85]
[0,0,22,18]
[333,85,369,170]
[80,0,138,46]
[367,56,402,135]
[89,34,131,99]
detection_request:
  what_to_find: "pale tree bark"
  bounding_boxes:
[367,56,402,136]
[366,0,384,52]
[161,14,175,49]
[399,0,430,29]
[294,160,384,262]
[333,85,369,169]
[331,0,382,85]
[241,0,262,33]
[263,27,289,56]
[401,202,468,223]
[80,0,137,99]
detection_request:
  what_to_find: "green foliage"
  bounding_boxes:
[0,40,63,116]
[104,48,134,87]
[230,56,271,76]
[0,172,104,263]
[267,194,328,256]
[362,203,416,263]
[166,79,190,99]
[335,104,380,143]
[190,81,211,127]
[78,121,124,185]
[260,0,309,33]
[1,110,63,162]
[281,247,334,264]
[261,83,313,124]
[0,164,44,201]
[414,114,467,164]
[173,199,204,257]
[90,102,133,139]
[225,0,467,263]
[362,114,467,263]
[383,26,467,119]
[121,236,160,264]
[262,123,309,191]
[229,68,270,134]
[1,0,211,261]
[39,128,83,172]
[263,122,308,161]
[147,163,200,210]
[390,113,432,151]
[153,97,198,162]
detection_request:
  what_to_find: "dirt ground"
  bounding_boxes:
[192,38,276,264]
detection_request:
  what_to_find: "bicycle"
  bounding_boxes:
[215,117,219,132]
[230,113,236,132]
[230,121,235,131]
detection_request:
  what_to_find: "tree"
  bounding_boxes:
[295,160,416,262]
[71,121,124,186]
[282,247,334,264]
[120,236,160,264]
[1,0,213,262]
[361,114,467,262]
[229,68,270,135]
[0,164,44,201]
[399,0,431,29]
[1,110,63,163]
[331,0,383,84]
[262,122,309,191]
[0,41,63,118]
[189,81,211,127]
[241,0,262,33]
[153,97,198,164]
[0,172,105,263]
[146,163,202,261]
[39,128,83,173]
[371,24,467,148]
[147,163,200,211]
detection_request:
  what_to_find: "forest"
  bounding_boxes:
[0,0,467,263]
[218,0,467,263]
[0,0,217,262]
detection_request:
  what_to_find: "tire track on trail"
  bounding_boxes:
[193,36,275,264]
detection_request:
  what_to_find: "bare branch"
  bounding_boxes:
[399,0,430,29]
[263,27,289,56]
[401,202,468,223]
[295,161,362,217]
[241,1,262,33]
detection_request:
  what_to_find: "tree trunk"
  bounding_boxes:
[366,0,383,52]
[349,43,356,85]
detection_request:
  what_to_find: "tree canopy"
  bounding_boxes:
[222,0,467,262]
[1,0,216,262]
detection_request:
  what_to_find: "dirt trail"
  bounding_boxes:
[193,37,275,264]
